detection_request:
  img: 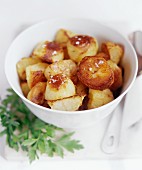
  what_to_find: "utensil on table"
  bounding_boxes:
[101,99,125,154]
[101,31,142,154]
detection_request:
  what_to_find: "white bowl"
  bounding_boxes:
[5,18,138,129]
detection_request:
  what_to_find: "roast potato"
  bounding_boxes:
[27,82,46,105]
[45,74,76,100]
[77,56,114,90]
[62,45,70,59]
[16,57,41,80]
[76,81,88,96]
[55,29,76,47]
[95,52,110,61]
[26,63,48,89]
[20,82,30,97]
[88,89,114,109]
[17,29,124,111]
[48,95,84,111]
[55,29,76,59]
[44,59,77,83]
[32,41,64,63]
[101,42,123,64]
[67,35,98,63]
[107,60,123,91]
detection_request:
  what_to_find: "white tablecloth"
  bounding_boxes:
[1,0,142,169]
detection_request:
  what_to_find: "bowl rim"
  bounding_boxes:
[5,17,138,115]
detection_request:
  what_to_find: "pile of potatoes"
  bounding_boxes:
[16,29,124,111]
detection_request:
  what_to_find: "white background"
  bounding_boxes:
[1,0,142,169]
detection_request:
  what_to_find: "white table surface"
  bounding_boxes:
[1,0,142,169]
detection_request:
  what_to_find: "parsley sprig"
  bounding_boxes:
[0,89,84,163]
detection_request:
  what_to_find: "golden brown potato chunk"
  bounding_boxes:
[45,74,76,100]
[77,56,114,90]
[42,100,50,108]
[67,35,98,63]
[17,28,124,111]
[26,63,48,89]
[32,41,64,63]
[76,81,88,96]
[62,46,70,59]
[95,52,110,61]
[107,60,123,91]
[88,89,114,109]
[55,29,76,60]
[48,95,84,111]
[44,59,77,82]
[27,82,46,105]
[20,82,30,97]
[101,42,123,64]
[16,57,41,81]
[55,29,76,47]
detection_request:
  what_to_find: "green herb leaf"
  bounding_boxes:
[57,132,75,143]
[17,131,28,139]
[57,133,84,153]
[22,138,37,146]
[44,139,54,157]
[28,148,37,163]
[54,144,64,158]
[37,139,45,154]
[0,88,84,163]
[0,129,7,136]
[45,126,55,137]
[33,119,46,130]
[59,140,84,153]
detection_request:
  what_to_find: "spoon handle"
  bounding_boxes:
[101,98,124,154]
